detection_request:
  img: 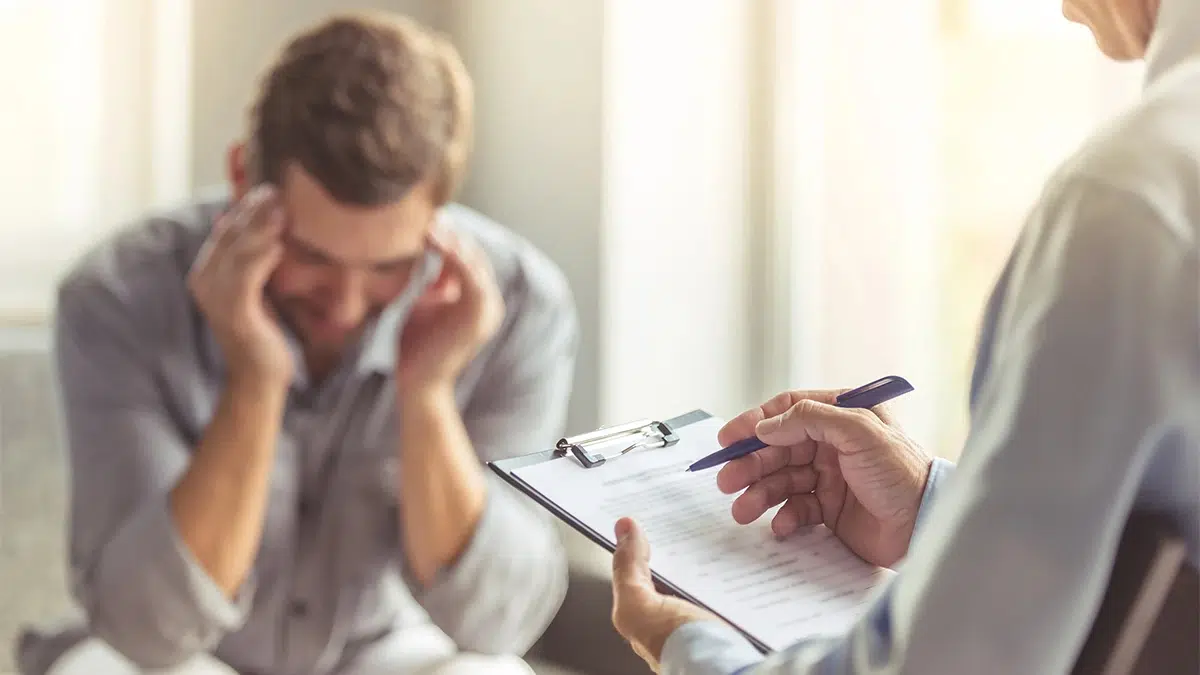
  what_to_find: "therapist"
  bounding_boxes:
[609,0,1200,673]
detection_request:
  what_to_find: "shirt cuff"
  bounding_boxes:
[415,481,567,653]
[660,621,765,675]
[85,493,252,665]
[912,457,956,537]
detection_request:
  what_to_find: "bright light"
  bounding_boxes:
[968,0,1080,34]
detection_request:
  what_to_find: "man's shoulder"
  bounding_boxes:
[442,203,575,317]
[1045,64,1200,249]
[57,196,222,328]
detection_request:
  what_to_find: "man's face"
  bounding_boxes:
[246,161,435,356]
[1062,0,1159,60]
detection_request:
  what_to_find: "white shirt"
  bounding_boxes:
[663,1,1200,672]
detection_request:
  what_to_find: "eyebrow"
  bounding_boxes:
[284,232,422,269]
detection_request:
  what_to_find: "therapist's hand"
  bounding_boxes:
[611,518,720,671]
[717,390,933,568]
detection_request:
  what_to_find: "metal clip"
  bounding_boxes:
[555,419,679,468]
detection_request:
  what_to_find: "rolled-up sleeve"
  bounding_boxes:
[55,273,252,668]
[414,255,578,653]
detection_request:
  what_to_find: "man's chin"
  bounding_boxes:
[301,330,353,353]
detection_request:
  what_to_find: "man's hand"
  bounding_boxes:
[716,390,933,568]
[611,518,720,672]
[188,184,292,385]
[397,226,505,394]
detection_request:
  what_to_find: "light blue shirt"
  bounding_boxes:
[662,3,1200,673]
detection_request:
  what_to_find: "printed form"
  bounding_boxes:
[513,416,894,651]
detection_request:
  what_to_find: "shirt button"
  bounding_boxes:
[289,599,309,618]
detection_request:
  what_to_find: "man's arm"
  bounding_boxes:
[661,178,1199,674]
[401,261,578,654]
[56,276,275,669]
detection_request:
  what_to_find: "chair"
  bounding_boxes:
[1072,512,1199,675]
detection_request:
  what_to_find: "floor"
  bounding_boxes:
[0,331,74,674]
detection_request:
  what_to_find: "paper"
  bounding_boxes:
[513,416,894,651]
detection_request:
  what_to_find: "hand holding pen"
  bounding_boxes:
[708,376,936,569]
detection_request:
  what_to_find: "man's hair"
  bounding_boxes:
[245,12,473,206]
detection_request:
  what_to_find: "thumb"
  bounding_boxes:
[754,399,833,445]
[612,518,654,592]
[756,399,881,450]
[754,403,805,444]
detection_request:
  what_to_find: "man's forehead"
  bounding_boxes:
[277,187,433,263]
[282,226,426,267]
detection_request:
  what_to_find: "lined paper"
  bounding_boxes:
[514,416,893,651]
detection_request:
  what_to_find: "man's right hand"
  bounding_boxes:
[188,184,293,385]
[716,390,934,568]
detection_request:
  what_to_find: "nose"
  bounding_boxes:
[326,270,369,328]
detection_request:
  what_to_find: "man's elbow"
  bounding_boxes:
[508,533,570,654]
[427,514,570,655]
[72,501,248,670]
[82,591,212,671]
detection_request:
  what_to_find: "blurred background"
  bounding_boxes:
[0,0,1144,672]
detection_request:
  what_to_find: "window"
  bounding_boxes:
[769,0,1142,457]
[0,0,191,318]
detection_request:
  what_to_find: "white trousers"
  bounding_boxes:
[45,634,536,675]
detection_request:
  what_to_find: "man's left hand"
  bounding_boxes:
[397,225,504,393]
[611,517,721,671]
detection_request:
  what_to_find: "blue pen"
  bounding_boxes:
[686,375,915,472]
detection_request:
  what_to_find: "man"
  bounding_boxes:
[17,12,576,675]
[610,0,1199,673]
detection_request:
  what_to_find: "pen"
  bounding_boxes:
[686,375,915,472]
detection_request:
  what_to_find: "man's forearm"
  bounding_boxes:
[169,374,287,596]
[398,384,488,587]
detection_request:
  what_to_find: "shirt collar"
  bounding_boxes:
[353,247,444,375]
[1144,0,1200,87]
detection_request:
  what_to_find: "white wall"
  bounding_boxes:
[443,0,759,431]
[441,0,606,435]
[601,0,756,424]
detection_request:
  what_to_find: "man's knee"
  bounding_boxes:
[45,638,237,675]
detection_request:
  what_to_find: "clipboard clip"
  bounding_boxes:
[555,419,680,468]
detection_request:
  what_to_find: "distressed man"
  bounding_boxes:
[18,11,575,675]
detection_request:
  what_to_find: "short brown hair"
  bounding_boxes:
[245,12,473,206]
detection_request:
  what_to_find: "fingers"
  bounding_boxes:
[425,226,496,305]
[716,444,815,494]
[729,466,818,525]
[716,389,842,446]
[754,398,886,453]
[771,493,823,537]
[206,185,283,274]
[612,518,655,595]
[412,257,462,311]
[228,186,285,261]
[192,185,284,295]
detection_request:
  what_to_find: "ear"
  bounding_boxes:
[226,142,250,201]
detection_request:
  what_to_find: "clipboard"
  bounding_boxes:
[488,409,773,653]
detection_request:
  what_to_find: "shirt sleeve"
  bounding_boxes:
[55,272,253,669]
[661,177,1199,674]
[413,258,578,654]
